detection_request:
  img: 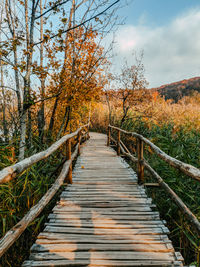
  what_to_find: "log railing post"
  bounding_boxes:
[87,125,90,139]
[107,126,111,146]
[137,138,144,184]
[117,130,121,156]
[78,131,81,155]
[66,138,72,184]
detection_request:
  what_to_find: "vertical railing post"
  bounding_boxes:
[66,138,72,184]
[117,129,121,156]
[107,126,111,146]
[137,138,144,184]
[78,130,81,155]
[87,125,90,139]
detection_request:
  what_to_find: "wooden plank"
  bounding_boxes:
[53,206,155,212]
[31,243,173,253]
[59,196,149,202]
[64,191,144,195]
[37,232,169,241]
[65,188,142,192]
[46,222,166,229]
[62,195,147,199]
[48,218,163,224]
[48,214,161,220]
[59,198,152,204]
[36,238,170,245]
[44,226,170,235]
[72,183,137,186]
[29,251,175,261]
[22,259,182,267]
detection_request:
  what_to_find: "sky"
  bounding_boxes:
[111,0,200,88]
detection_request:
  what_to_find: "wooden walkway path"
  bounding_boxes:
[23,133,183,266]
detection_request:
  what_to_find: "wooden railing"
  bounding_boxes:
[0,124,90,257]
[108,125,200,235]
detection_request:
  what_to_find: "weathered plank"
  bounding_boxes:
[22,259,182,267]
[48,213,161,220]
[29,251,176,261]
[37,232,170,241]
[43,225,170,235]
[30,243,173,253]
[36,237,170,244]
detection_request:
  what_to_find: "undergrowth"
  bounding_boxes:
[118,119,200,266]
[0,139,66,266]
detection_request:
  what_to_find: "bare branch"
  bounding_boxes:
[34,0,120,45]
[0,85,17,91]
[35,0,70,19]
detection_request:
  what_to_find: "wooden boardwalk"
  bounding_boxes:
[23,133,183,266]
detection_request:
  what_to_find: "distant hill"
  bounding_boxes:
[152,77,200,102]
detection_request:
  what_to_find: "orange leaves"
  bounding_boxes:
[43,34,51,42]
[152,91,159,103]
[44,25,106,136]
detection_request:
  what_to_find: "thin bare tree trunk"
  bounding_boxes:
[27,106,32,149]
[63,107,71,133]
[4,0,22,117]
[38,0,45,143]
[105,92,112,124]
[0,69,9,143]
[0,6,9,143]
[47,3,74,137]
[48,95,59,135]
[19,0,39,160]
[56,106,71,140]
[19,0,29,160]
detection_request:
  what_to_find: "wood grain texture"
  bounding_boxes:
[23,133,183,267]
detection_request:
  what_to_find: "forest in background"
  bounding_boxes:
[0,0,200,266]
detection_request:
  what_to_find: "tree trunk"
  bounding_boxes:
[27,108,32,149]
[18,110,27,161]
[38,79,45,143]
[19,0,38,160]
[0,61,9,143]
[38,0,45,143]
[105,92,112,125]
[0,9,9,143]
[48,96,59,136]
[56,106,71,140]
[63,106,71,133]
[5,0,22,118]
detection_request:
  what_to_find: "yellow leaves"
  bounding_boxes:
[152,91,159,103]
[17,0,24,6]
[13,66,18,71]
[147,146,153,154]
[43,34,51,42]
[61,18,68,24]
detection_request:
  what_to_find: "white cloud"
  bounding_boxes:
[112,8,200,87]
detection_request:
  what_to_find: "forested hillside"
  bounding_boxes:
[152,76,200,102]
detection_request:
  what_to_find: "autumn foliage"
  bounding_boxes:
[92,90,200,133]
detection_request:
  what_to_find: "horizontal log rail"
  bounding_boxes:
[108,125,200,235]
[109,125,200,182]
[0,123,89,184]
[0,125,90,257]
